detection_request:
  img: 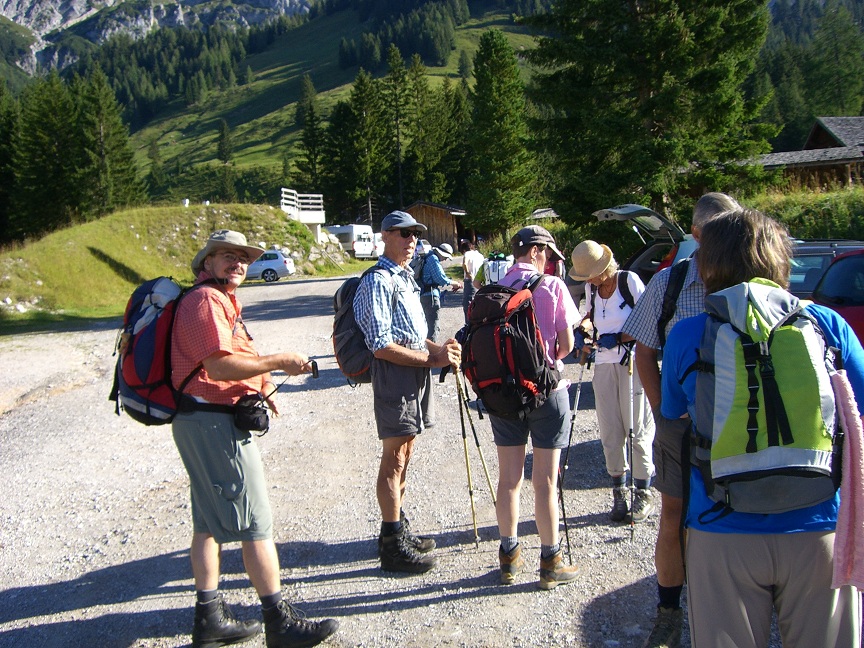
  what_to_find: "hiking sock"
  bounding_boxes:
[540,543,560,560]
[381,520,402,536]
[634,478,650,490]
[611,474,627,487]
[658,584,683,610]
[500,536,518,554]
[196,589,219,604]
[260,591,283,611]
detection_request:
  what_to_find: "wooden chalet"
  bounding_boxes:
[758,117,864,186]
[404,202,467,249]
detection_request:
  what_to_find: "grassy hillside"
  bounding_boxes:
[0,203,365,328]
[131,6,534,172]
[0,15,34,93]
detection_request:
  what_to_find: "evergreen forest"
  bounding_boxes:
[0,0,863,245]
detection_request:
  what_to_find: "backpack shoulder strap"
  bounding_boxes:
[617,270,635,310]
[658,258,691,348]
[524,273,545,292]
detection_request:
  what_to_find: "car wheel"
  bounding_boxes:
[262,269,278,282]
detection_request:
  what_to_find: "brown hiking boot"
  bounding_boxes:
[630,488,657,523]
[499,544,525,585]
[642,605,683,648]
[537,549,579,590]
[379,528,437,574]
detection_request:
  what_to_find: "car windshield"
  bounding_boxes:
[814,255,864,306]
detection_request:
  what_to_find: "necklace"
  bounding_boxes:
[597,274,616,318]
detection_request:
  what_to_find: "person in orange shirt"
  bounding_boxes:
[170,230,339,648]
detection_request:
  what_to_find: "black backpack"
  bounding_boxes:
[462,274,561,420]
[332,266,392,386]
[657,258,690,348]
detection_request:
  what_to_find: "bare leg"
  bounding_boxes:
[532,447,561,547]
[656,493,685,587]
[377,436,416,523]
[190,532,221,591]
[496,445,527,538]
[242,539,282,597]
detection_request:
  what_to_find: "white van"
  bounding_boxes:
[326,224,376,259]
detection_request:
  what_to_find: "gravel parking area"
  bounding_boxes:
[0,272,690,648]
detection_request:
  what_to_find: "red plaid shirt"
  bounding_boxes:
[171,273,264,405]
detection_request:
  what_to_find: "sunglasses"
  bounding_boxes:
[389,229,423,239]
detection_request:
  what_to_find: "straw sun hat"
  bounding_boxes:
[568,240,613,281]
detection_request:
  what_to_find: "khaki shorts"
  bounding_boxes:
[490,387,570,450]
[172,410,273,543]
[652,413,690,497]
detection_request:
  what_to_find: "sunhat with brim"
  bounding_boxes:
[512,225,565,262]
[382,210,427,232]
[568,240,613,281]
[433,243,453,259]
[191,229,265,275]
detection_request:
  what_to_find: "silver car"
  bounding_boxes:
[246,250,296,282]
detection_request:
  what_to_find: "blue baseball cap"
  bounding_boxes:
[382,210,427,232]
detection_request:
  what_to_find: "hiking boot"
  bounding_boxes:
[263,600,339,648]
[499,544,525,585]
[400,513,436,553]
[630,488,656,523]
[379,528,437,574]
[642,606,683,648]
[609,486,629,522]
[537,549,580,590]
[191,594,261,648]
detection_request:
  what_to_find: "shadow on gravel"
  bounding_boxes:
[0,547,259,646]
[580,574,661,647]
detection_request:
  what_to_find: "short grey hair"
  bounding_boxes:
[692,192,741,231]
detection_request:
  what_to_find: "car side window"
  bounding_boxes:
[815,256,864,306]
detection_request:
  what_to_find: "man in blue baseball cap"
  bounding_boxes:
[354,211,462,574]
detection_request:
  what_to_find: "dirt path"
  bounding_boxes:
[0,273,677,648]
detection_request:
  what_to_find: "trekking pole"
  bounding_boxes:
[627,342,635,543]
[455,370,496,505]
[557,358,585,566]
[458,377,480,547]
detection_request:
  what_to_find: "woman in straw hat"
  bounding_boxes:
[570,240,656,524]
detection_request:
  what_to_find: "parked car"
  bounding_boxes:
[567,203,692,306]
[566,204,864,307]
[372,232,385,258]
[787,239,864,299]
[326,224,376,259]
[417,238,432,255]
[811,248,864,342]
[246,249,295,282]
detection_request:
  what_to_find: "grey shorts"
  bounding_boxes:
[652,413,690,497]
[172,410,273,543]
[490,387,570,450]
[371,358,435,439]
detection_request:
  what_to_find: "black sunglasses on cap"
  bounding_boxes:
[388,229,422,239]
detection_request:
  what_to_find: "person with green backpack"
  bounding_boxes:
[661,209,862,648]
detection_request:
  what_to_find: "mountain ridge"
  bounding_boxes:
[0,0,314,71]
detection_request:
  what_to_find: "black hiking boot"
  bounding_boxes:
[263,600,339,648]
[191,594,261,648]
[609,486,629,522]
[379,528,437,573]
[401,512,436,553]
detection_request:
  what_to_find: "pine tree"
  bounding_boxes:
[806,2,864,116]
[350,69,389,221]
[217,118,233,164]
[293,98,324,191]
[0,83,19,243]
[383,45,410,206]
[147,139,168,198]
[295,73,317,128]
[321,100,361,217]
[458,49,472,79]
[466,30,536,242]
[525,0,771,216]
[78,67,144,217]
[13,71,86,237]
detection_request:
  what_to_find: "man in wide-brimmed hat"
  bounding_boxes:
[172,229,339,648]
